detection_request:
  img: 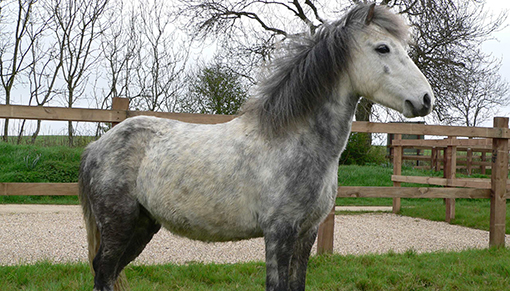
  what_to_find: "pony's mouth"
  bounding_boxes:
[403,93,432,117]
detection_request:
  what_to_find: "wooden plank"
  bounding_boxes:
[0,183,78,196]
[402,155,433,161]
[2,104,510,138]
[490,117,508,247]
[391,175,499,189]
[316,206,335,255]
[0,104,236,124]
[0,182,504,199]
[127,111,235,124]
[0,104,127,123]
[352,121,510,138]
[392,138,492,147]
[392,175,448,186]
[337,186,493,199]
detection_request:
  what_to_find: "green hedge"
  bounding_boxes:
[0,143,82,183]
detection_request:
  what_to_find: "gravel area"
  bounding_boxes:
[0,205,503,266]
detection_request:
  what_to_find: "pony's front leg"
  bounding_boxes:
[289,226,318,291]
[264,223,299,291]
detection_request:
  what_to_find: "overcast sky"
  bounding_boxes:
[482,0,510,119]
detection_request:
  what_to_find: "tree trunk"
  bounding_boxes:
[2,119,9,143]
[2,91,11,142]
[68,121,74,147]
[31,120,42,144]
[355,98,373,147]
[17,119,27,144]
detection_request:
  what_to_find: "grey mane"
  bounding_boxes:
[244,4,409,137]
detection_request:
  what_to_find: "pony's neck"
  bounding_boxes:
[307,77,360,158]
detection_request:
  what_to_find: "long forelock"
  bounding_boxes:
[346,4,409,44]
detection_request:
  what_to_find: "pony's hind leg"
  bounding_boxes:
[92,202,160,291]
[114,206,161,273]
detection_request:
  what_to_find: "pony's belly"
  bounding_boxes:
[149,204,263,242]
[160,220,263,242]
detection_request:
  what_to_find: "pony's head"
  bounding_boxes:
[343,4,434,117]
[247,3,435,138]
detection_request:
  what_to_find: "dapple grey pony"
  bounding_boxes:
[79,4,434,291]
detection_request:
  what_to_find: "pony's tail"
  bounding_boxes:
[79,154,129,291]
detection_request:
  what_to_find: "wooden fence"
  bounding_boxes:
[1,98,509,254]
[389,137,493,174]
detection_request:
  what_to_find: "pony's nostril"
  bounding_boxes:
[423,93,431,109]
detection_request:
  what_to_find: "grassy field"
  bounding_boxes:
[1,248,509,290]
[2,135,96,148]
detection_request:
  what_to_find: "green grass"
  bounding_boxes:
[0,142,80,204]
[0,143,81,183]
[1,248,510,290]
[399,199,510,233]
[3,135,96,148]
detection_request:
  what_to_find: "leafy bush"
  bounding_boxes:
[339,133,387,165]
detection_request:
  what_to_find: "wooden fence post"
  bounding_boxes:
[392,134,402,213]
[111,97,130,127]
[444,136,457,223]
[431,147,437,171]
[466,147,473,175]
[432,147,443,172]
[317,206,335,254]
[489,117,508,248]
[480,151,487,175]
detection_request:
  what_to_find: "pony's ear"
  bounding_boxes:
[365,3,376,25]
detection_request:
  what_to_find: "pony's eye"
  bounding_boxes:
[375,45,390,54]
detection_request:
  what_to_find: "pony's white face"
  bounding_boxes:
[348,25,434,118]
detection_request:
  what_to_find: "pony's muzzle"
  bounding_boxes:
[404,93,433,117]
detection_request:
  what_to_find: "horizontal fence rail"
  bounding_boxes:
[0,104,235,124]
[336,186,497,199]
[391,138,493,147]
[1,103,510,137]
[0,183,78,196]
[3,183,506,199]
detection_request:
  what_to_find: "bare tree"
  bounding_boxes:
[446,51,509,127]
[176,0,333,83]
[0,0,38,142]
[126,0,190,113]
[14,3,61,144]
[48,0,108,146]
[92,0,134,136]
